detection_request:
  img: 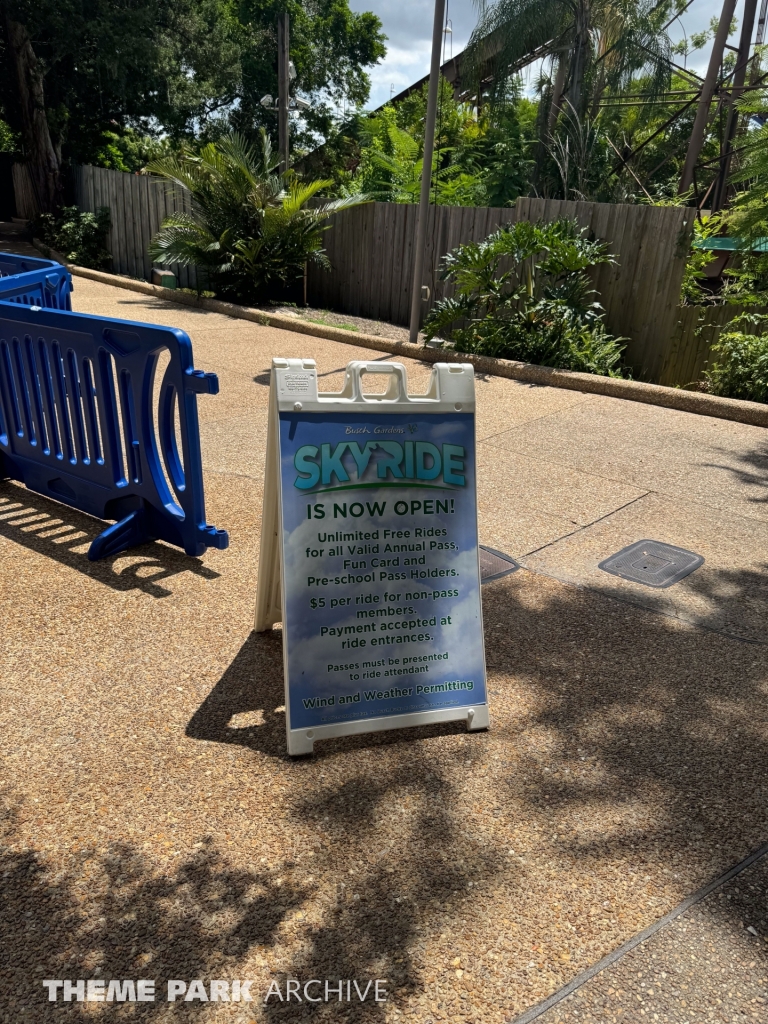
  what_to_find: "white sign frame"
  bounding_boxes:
[255,357,490,755]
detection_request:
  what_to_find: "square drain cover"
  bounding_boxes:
[599,539,703,589]
[479,545,519,584]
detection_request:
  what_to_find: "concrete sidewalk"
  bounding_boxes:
[1,275,767,1023]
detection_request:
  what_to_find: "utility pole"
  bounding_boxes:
[408,0,447,345]
[277,12,290,175]
[679,0,739,195]
[712,0,759,210]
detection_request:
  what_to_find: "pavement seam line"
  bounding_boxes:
[478,435,768,529]
[508,839,768,1024]
[475,396,600,444]
[516,493,652,560]
[514,562,768,647]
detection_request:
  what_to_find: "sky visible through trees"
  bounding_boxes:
[351,0,740,109]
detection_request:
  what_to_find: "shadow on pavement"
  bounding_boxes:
[186,629,287,756]
[0,804,308,1020]
[706,436,768,506]
[0,484,219,597]
[9,565,768,1022]
[187,630,470,760]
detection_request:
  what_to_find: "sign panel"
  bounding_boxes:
[255,358,489,754]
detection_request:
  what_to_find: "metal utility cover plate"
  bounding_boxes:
[479,545,519,584]
[598,539,704,589]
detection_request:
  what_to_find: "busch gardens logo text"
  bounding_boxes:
[293,441,466,492]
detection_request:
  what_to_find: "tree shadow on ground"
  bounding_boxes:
[0,802,309,1021]
[0,483,219,597]
[703,435,768,505]
[8,563,768,1023]
[181,561,768,1022]
[585,561,768,646]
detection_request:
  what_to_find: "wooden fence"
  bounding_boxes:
[72,165,697,382]
[659,303,768,388]
[74,164,197,288]
[307,199,694,382]
[12,163,38,220]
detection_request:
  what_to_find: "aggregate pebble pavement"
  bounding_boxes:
[537,856,768,1023]
[1,272,767,1023]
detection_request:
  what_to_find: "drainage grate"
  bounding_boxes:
[598,539,704,589]
[479,545,520,584]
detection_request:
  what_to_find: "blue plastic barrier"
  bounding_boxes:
[0,253,72,310]
[0,291,228,561]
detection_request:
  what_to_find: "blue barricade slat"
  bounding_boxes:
[0,253,72,311]
[0,259,227,560]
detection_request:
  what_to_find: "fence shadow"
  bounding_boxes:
[0,483,219,598]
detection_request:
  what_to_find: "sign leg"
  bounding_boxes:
[466,705,490,732]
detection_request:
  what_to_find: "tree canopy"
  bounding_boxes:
[0,0,385,206]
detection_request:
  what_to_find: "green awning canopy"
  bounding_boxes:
[692,236,768,252]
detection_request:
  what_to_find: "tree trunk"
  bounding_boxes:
[678,0,739,196]
[711,0,758,210]
[5,16,60,213]
[567,0,591,116]
[547,54,568,135]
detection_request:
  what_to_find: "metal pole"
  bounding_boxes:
[679,0,739,194]
[408,0,447,345]
[712,0,759,210]
[757,0,768,43]
[277,12,290,175]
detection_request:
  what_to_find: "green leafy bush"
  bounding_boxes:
[680,212,723,305]
[423,219,626,376]
[33,206,111,270]
[147,131,369,304]
[703,313,768,403]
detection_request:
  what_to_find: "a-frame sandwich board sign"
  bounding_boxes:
[255,357,489,755]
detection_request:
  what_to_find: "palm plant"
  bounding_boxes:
[464,0,673,139]
[545,100,607,199]
[146,131,368,302]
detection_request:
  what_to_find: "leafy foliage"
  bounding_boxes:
[719,121,768,299]
[423,219,625,375]
[146,131,369,302]
[32,206,111,269]
[335,79,536,207]
[0,115,18,153]
[679,213,724,305]
[703,313,768,403]
[233,0,386,152]
[92,130,181,174]
[0,0,385,168]
[465,0,674,119]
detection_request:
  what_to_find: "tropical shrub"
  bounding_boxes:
[423,219,626,376]
[33,206,111,270]
[147,131,368,303]
[703,313,768,403]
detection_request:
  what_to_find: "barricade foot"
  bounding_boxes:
[88,510,154,561]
